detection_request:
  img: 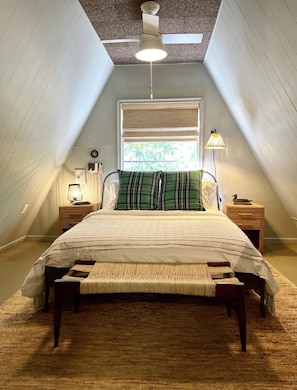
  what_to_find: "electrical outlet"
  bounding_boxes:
[21,204,29,214]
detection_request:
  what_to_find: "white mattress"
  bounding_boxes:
[21,209,279,306]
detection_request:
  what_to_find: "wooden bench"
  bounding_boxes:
[53,261,246,351]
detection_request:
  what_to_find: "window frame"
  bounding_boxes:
[117,98,204,170]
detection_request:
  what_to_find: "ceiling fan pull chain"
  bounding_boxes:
[150,61,153,99]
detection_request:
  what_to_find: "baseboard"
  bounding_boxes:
[0,236,26,253]
[264,237,297,245]
[25,235,58,242]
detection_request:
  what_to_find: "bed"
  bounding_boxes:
[21,170,279,314]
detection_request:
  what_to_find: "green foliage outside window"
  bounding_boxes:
[123,142,198,171]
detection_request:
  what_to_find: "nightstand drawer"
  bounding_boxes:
[59,204,99,234]
[227,208,263,220]
[59,210,88,221]
[61,222,77,231]
[233,219,262,230]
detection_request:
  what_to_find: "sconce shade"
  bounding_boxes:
[67,184,83,202]
[205,130,226,149]
[135,33,167,62]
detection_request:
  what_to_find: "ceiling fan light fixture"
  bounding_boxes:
[135,33,167,62]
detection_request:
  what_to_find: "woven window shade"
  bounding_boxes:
[122,101,200,142]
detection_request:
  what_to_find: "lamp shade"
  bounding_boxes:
[135,33,167,62]
[205,130,226,149]
[67,184,83,202]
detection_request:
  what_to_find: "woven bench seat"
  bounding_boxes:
[53,261,246,351]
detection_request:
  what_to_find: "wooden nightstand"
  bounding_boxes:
[223,202,264,253]
[59,203,99,234]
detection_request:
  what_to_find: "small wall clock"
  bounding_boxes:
[90,149,99,158]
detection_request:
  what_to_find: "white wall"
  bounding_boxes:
[0,0,114,249]
[30,63,297,242]
[205,0,297,232]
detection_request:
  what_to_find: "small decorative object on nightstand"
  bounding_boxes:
[223,202,265,253]
[59,203,99,234]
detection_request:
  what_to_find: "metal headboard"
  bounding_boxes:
[101,170,221,210]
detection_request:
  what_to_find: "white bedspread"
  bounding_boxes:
[21,210,279,308]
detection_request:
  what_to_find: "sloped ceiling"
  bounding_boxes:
[0,0,113,248]
[1,0,297,250]
[205,0,297,221]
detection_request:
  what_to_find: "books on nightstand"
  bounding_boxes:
[233,199,252,205]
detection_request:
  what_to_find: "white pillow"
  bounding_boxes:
[102,181,119,209]
[202,181,218,210]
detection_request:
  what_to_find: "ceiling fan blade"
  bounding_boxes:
[162,34,203,44]
[100,38,139,44]
[100,33,202,46]
[143,13,159,36]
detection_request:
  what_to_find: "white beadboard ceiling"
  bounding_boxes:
[0,0,113,248]
[205,0,297,220]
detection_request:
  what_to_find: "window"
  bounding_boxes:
[118,99,203,171]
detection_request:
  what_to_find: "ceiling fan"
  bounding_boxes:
[100,1,203,62]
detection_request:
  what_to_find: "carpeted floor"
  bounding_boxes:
[0,265,297,389]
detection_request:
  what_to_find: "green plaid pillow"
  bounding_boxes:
[116,170,161,210]
[160,170,205,211]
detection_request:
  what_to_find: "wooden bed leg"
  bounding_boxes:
[234,272,266,318]
[236,284,247,352]
[260,279,266,317]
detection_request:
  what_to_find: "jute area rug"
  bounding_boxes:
[0,265,297,390]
